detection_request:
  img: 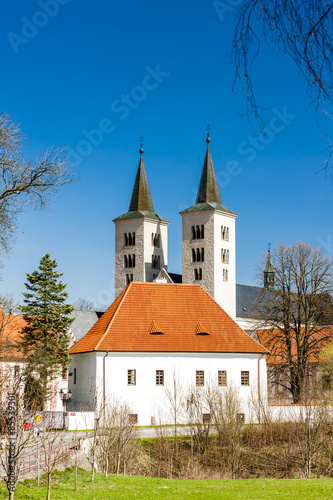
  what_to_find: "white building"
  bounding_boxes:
[69,282,267,425]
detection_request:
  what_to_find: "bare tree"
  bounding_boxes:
[255,242,333,404]
[96,397,138,477]
[231,1,333,171]
[73,298,97,312]
[164,367,184,440]
[0,113,76,253]
[206,384,243,479]
[232,2,333,117]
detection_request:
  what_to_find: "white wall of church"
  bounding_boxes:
[69,352,267,426]
[143,219,169,282]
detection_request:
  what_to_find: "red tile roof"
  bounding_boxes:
[257,328,333,364]
[0,314,27,359]
[70,283,267,355]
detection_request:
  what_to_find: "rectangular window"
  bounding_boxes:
[196,370,204,386]
[156,370,164,386]
[218,370,227,386]
[202,413,211,424]
[127,369,136,386]
[74,368,77,385]
[241,371,249,386]
[128,414,138,424]
[237,413,245,424]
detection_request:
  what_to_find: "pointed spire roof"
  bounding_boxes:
[129,154,155,212]
[180,135,236,216]
[264,248,274,273]
[196,142,222,205]
[113,148,169,223]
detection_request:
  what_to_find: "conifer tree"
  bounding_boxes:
[20,253,73,405]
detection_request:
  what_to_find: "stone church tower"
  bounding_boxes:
[113,147,169,298]
[180,135,237,318]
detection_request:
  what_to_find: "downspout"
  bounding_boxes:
[103,352,109,417]
[258,354,264,424]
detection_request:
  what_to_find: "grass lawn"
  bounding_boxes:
[1,469,333,500]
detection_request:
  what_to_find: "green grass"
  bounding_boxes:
[1,469,333,500]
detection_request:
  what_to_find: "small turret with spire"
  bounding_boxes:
[264,243,275,290]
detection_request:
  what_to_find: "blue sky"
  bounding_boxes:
[1,0,333,308]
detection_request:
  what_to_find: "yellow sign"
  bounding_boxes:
[35,414,42,424]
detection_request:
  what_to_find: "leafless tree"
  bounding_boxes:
[255,242,333,404]
[0,382,40,500]
[0,112,76,253]
[231,1,333,170]
[206,384,243,479]
[96,397,138,477]
[73,298,97,312]
[164,367,184,440]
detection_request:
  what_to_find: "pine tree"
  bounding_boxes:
[20,254,73,405]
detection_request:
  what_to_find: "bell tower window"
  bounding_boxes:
[191,225,204,240]
[221,226,229,241]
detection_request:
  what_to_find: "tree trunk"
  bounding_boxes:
[46,473,51,500]
[91,455,95,482]
[9,490,15,500]
[105,454,108,478]
[75,463,78,491]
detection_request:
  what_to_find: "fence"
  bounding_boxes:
[17,440,80,477]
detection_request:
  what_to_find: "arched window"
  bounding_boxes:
[194,269,198,280]
[128,255,132,268]
[226,249,229,264]
[128,233,133,246]
[132,254,136,268]
[130,274,133,282]
[132,232,135,245]
[157,234,160,248]
[200,225,204,238]
[196,225,200,239]
[124,233,128,246]
[192,249,196,262]
[157,256,160,269]
[192,226,196,239]
[196,248,201,262]
[201,248,204,262]
[124,255,128,268]
[198,268,202,280]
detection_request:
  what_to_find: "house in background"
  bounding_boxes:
[68,282,268,425]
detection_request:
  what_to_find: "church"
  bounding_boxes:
[68,134,269,425]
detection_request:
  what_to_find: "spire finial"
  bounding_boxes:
[268,242,271,252]
[206,123,211,143]
[139,133,144,155]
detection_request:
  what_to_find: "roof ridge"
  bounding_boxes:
[95,283,132,351]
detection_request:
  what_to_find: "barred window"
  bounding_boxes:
[241,371,250,386]
[196,370,204,386]
[156,370,164,386]
[218,370,227,386]
[127,369,136,386]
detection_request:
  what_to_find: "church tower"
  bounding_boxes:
[113,146,169,298]
[180,134,237,318]
[264,246,275,290]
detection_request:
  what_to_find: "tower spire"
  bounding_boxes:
[196,129,222,205]
[264,244,275,290]
[129,146,154,213]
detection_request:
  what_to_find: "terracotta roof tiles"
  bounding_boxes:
[70,283,267,355]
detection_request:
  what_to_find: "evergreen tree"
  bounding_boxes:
[20,254,73,403]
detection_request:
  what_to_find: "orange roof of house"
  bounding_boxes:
[70,282,268,355]
[0,314,27,359]
[257,327,333,364]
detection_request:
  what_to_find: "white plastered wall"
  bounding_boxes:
[69,351,267,426]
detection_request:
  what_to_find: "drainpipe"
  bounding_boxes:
[258,354,264,424]
[103,352,109,417]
